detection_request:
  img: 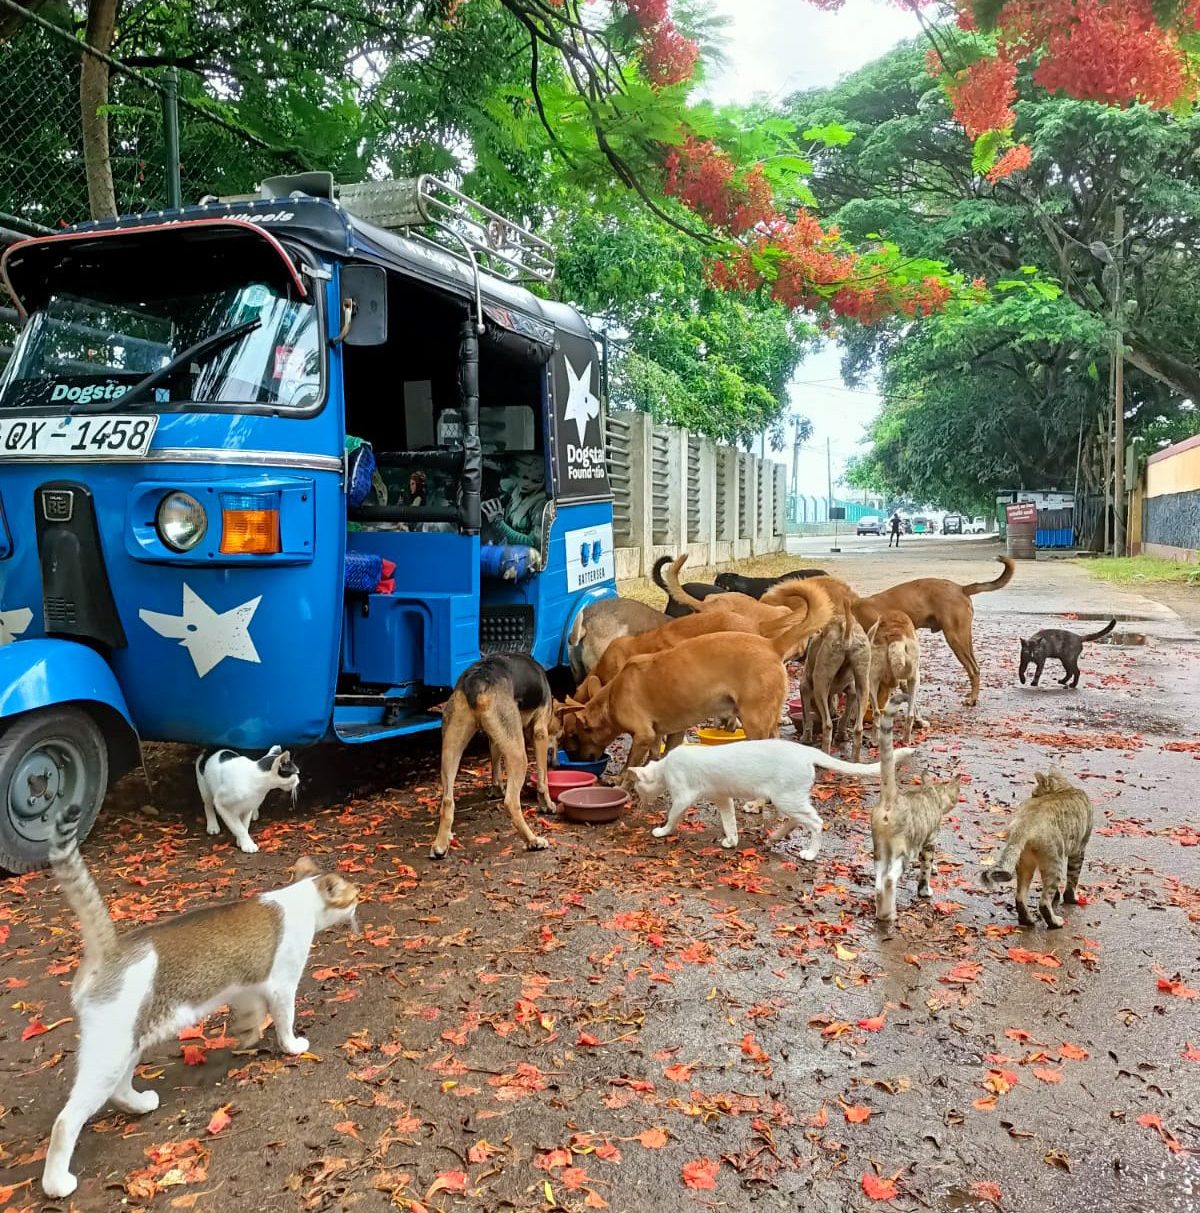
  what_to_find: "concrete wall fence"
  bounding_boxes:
[1138,433,1200,562]
[605,410,787,580]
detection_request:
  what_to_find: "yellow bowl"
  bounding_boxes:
[696,727,747,746]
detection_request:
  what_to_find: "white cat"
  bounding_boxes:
[628,738,914,857]
[196,745,299,854]
[41,802,358,1199]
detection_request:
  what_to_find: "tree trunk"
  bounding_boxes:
[80,0,119,220]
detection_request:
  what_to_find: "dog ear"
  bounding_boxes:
[562,695,584,711]
[582,674,602,700]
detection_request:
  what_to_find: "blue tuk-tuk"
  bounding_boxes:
[0,173,616,870]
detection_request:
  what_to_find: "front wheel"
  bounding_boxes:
[0,707,109,873]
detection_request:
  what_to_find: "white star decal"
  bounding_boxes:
[562,356,600,445]
[0,606,33,647]
[139,583,263,678]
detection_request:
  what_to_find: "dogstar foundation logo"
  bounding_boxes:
[560,355,605,484]
[139,583,262,677]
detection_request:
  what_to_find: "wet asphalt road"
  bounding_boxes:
[1,540,1198,1213]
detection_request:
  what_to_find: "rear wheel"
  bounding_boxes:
[0,707,108,873]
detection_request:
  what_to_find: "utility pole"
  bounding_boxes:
[1111,205,1126,557]
[825,436,833,518]
[791,421,801,497]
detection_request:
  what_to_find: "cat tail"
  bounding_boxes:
[810,749,914,777]
[877,699,900,812]
[981,826,1029,888]
[49,803,117,959]
[1082,619,1116,642]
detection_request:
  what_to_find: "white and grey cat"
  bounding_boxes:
[196,744,299,853]
[41,802,358,1199]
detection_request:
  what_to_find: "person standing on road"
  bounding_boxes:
[888,511,902,547]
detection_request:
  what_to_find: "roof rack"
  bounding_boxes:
[335,176,556,287]
[253,173,555,334]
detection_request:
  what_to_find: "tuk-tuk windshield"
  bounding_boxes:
[0,277,321,412]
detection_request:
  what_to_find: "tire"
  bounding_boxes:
[0,707,109,874]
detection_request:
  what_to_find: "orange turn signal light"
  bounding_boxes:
[220,508,280,554]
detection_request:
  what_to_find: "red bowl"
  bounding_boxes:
[786,697,805,715]
[557,785,630,823]
[531,769,598,801]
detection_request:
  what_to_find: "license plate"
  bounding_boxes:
[0,415,159,459]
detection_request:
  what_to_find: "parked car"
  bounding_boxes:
[911,516,930,534]
[856,515,883,536]
[901,516,913,533]
[942,514,964,535]
[967,516,989,533]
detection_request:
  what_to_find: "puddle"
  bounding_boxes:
[1057,612,1158,622]
[1100,631,1148,646]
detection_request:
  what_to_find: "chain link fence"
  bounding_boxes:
[0,5,306,232]
[0,1,310,367]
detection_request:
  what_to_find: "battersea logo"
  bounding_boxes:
[50,383,128,406]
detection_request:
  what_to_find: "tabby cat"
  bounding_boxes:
[871,699,959,921]
[982,769,1093,928]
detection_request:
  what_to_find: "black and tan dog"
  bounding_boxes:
[715,567,828,597]
[432,655,559,858]
[652,554,727,617]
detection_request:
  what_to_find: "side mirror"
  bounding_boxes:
[339,264,387,346]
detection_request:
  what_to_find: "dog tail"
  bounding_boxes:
[1082,618,1117,643]
[762,582,834,659]
[651,554,673,594]
[962,555,1016,596]
[841,594,854,638]
[810,748,914,777]
[662,554,706,611]
[49,802,117,961]
[887,639,908,682]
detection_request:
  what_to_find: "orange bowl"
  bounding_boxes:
[696,726,746,746]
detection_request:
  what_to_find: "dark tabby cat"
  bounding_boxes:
[1018,619,1115,688]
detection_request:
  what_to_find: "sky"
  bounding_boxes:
[702,0,919,494]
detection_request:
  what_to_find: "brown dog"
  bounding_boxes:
[801,597,878,761]
[568,597,665,682]
[560,611,824,774]
[859,556,1014,706]
[432,655,560,859]
[866,609,922,743]
[580,576,832,697]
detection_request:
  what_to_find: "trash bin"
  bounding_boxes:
[1005,502,1037,559]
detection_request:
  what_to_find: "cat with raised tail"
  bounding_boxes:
[981,769,1093,928]
[871,698,960,922]
[41,803,358,1199]
[196,744,299,853]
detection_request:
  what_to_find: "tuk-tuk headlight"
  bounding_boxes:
[156,492,207,551]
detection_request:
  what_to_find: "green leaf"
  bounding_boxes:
[802,122,855,147]
[971,129,1003,175]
